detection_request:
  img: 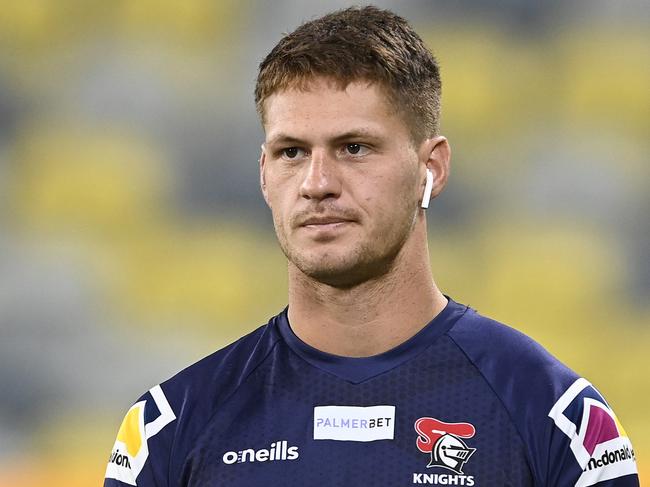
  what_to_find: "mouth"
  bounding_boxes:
[300,216,355,227]
[297,215,356,236]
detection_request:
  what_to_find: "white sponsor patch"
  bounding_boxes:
[549,378,637,487]
[105,385,176,485]
[313,405,395,442]
[576,437,637,487]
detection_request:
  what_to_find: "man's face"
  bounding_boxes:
[260,79,426,287]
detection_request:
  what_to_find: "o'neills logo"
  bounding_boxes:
[222,440,299,464]
[413,417,476,485]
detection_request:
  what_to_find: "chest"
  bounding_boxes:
[178,349,534,486]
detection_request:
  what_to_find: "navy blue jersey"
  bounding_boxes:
[104,299,639,486]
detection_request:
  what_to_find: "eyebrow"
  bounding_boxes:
[265,133,305,147]
[266,129,383,147]
[330,129,383,144]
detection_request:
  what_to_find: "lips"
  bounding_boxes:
[300,216,354,226]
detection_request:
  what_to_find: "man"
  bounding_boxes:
[105,6,639,486]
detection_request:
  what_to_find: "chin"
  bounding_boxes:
[293,250,393,288]
[303,269,371,289]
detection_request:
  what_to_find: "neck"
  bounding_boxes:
[286,223,447,357]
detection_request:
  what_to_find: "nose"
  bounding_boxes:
[299,149,342,201]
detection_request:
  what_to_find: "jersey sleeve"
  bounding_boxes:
[447,308,639,486]
[104,384,177,487]
[547,378,639,486]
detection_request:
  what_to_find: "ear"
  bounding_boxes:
[259,144,270,207]
[419,136,451,205]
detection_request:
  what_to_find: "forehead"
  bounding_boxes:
[263,79,411,143]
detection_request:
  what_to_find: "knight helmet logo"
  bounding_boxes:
[414,417,476,474]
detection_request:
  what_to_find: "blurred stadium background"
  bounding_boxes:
[0,0,647,485]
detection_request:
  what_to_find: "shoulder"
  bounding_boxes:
[446,305,639,486]
[161,316,282,411]
[104,311,285,486]
[447,306,578,399]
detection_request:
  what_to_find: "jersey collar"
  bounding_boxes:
[275,297,468,384]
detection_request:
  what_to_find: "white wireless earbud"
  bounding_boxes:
[421,169,434,209]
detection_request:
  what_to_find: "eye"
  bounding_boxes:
[343,143,369,157]
[281,147,305,159]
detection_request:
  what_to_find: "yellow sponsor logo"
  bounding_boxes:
[117,404,144,457]
[105,385,176,485]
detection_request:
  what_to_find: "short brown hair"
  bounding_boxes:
[254,6,441,142]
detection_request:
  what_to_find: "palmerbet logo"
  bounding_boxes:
[222,440,299,465]
[313,405,395,442]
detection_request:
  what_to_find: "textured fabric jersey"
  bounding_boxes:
[104,299,639,486]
